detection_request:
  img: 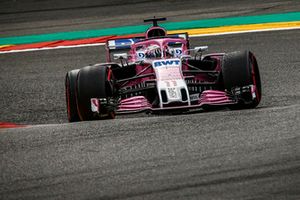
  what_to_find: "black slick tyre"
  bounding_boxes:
[76,65,115,121]
[222,50,261,109]
[65,69,80,122]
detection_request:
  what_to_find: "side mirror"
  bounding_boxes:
[194,46,208,53]
[113,53,128,60]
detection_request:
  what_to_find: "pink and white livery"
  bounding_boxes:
[65,17,262,122]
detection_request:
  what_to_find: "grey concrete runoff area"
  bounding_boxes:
[0,0,300,199]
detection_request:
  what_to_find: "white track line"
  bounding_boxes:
[0,26,299,54]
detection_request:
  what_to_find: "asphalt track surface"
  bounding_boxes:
[2,0,300,37]
[1,1,300,199]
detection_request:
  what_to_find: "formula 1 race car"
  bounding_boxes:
[65,17,261,122]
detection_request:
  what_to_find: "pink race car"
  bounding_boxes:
[65,18,261,122]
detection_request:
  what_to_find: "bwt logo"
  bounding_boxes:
[154,60,180,67]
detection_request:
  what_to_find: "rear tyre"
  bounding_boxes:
[65,69,80,122]
[222,50,261,109]
[76,65,115,121]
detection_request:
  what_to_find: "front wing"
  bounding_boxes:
[90,85,256,116]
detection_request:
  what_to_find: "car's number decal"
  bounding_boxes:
[167,88,178,99]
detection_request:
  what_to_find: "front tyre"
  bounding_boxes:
[76,65,116,121]
[222,50,262,109]
[65,69,80,122]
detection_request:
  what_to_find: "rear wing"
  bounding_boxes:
[106,33,189,62]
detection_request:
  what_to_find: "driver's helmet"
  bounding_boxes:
[164,46,174,58]
[145,44,162,59]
